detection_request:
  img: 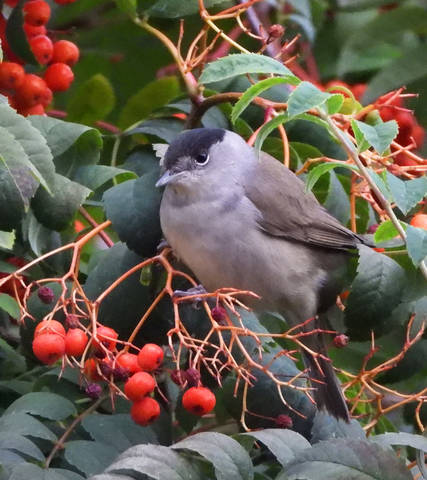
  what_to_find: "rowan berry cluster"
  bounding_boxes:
[0,0,79,116]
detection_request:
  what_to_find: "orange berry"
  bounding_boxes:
[23,23,47,39]
[124,372,155,401]
[52,40,79,66]
[15,74,48,107]
[23,0,51,26]
[32,333,65,364]
[92,325,118,352]
[116,353,142,375]
[43,63,74,92]
[410,214,427,230]
[65,329,88,357]
[34,319,65,337]
[182,387,216,416]
[137,344,164,372]
[0,62,25,90]
[83,358,102,381]
[19,103,45,116]
[29,35,53,64]
[130,397,160,426]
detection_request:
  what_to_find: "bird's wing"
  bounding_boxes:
[244,152,370,250]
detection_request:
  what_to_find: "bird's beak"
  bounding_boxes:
[155,170,185,188]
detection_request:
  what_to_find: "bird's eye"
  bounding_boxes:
[195,152,209,166]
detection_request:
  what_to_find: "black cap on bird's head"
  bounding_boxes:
[156,128,226,187]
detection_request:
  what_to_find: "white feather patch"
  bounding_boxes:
[152,143,169,167]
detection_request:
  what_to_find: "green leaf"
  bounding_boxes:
[374,220,406,244]
[254,114,288,154]
[7,463,74,480]
[345,245,406,340]
[0,101,55,191]
[5,5,37,64]
[114,0,136,16]
[0,230,15,250]
[0,412,57,442]
[406,225,427,267]
[107,444,202,480]
[373,432,427,452]
[4,392,77,420]
[200,53,297,84]
[283,438,412,480]
[67,74,115,125]
[82,414,157,452]
[385,173,427,215]
[103,162,162,257]
[148,0,229,18]
[65,441,120,477]
[239,429,310,467]
[22,211,61,257]
[351,119,398,155]
[124,118,184,143]
[31,174,91,231]
[74,165,136,191]
[231,77,299,124]
[287,82,343,117]
[305,162,358,192]
[119,76,180,129]
[0,293,20,319]
[0,337,26,377]
[173,432,253,480]
[0,433,44,462]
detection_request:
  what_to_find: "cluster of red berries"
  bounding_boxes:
[0,0,79,116]
[325,79,425,169]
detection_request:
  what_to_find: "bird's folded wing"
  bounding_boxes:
[245,152,370,250]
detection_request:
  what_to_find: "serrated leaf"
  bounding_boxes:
[173,432,253,480]
[254,114,289,154]
[74,165,136,191]
[124,118,184,143]
[406,225,427,267]
[8,463,74,480]
[0,412,56,442]
[373,432,427,452]
[351,119,398,154]
[0,230,15,250]
[148,0,232,18]
[4,392,76,420]
[0,337,26,376]
[107,444,202,480]
[67,74,115,125]
[0,433,44,462]
[287,82,343,117]
[239,429,310,467]
[0,101,55,190]
[32,173,91,231]
[345,245,406,340]
[119,76,180,129]
[5,5,37,64]
[374,220,406,244]
[305,162,358,192]
[385,173,427,215]
[22,211,61,257]
[65,441,120,477]
[103,163,162,257]
[0,293,20,318]
[284,438,412,480]
[231,77,299,124]
[200,53,297,84]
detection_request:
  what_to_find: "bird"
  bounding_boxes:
[156,128,371,421]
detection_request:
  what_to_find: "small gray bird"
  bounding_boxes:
[156,128,370,421]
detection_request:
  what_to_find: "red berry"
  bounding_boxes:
[65,328,88,357]
[116,353,142,375]
[333,334,349,348]
[52,40,80,66]
[32,333,65,364]
[92,325,118,352]
[0,62,25,90]
[29,35,53,64]
[83,358,102,381]
[5,0,19,6]
[411,124,425,149]
[18,103,45,116]
[275,414,293,429]
[410,214,427,230]
[350,83,367,101]
[38,286,54,304]
[54,0,77,4]
[23,0,51,26]
[35,319,65,337]
[182,387,216,416]
[130,397,160,426]
[394,152,418,167]
[124,372,156,401]
[23,23,47,39]
[39,86,52,106]
[15,74,48,107]
[170,369,185,386]
[137,344,164,372]
[43,63,74,92]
